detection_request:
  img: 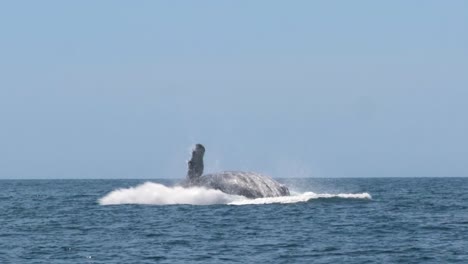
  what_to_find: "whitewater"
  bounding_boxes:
[98,182,371,206]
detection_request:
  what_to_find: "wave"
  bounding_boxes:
[98,182,371,206]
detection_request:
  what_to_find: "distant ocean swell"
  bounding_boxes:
[99,182,371,206]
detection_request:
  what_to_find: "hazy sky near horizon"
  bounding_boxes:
[1,1,467,179]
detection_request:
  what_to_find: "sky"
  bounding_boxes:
[0,1,467,179]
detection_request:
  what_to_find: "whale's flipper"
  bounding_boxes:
[187,144,205,180]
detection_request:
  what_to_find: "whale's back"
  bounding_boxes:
[190,171,289,199]
[185,144,289,198]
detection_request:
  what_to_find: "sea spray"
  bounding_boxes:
[99,182,244,205]
[228,192,372,205]
[99,182,371,206]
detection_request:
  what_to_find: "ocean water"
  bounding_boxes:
[1,178,467,263]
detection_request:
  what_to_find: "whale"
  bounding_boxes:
[182,144,289,199]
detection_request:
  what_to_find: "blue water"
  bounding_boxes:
[1,178,467,263]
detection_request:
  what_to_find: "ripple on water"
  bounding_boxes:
[0,178,467,263]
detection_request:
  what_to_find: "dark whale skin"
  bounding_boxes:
[184,171,289,199]
[184,144,290,199]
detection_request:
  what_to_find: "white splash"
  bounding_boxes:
[99,182,371,206]
[228,191,372,205]
[98,182,242,205]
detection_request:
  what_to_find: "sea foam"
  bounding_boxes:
[99,182,371,206]
[228,191,372,205]
[98,182,241,205]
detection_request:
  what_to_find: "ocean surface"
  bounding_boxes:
[1,178,467,263]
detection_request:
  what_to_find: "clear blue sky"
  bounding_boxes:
[1,1,467,179]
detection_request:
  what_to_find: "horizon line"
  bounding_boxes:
[1,176,467,180]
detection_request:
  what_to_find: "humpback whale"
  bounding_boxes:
[183,144,290,199]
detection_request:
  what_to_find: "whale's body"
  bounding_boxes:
[187,171,289,199]
[183,144,289,199]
